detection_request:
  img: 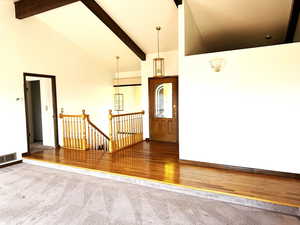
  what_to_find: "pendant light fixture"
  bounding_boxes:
[153,26,165,77]
[114,56,124,112]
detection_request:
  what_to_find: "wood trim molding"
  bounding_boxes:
[81,0,146,61]
[113,84,141,87]
[174,0,182,8]
[285,0,300,43]
[0,160,23,168]
[180,160,300,179]
[14,0,80,19]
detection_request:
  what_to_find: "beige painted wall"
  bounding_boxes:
[141,50,179,138]
[179,42,300,174]
[0,2,113,158]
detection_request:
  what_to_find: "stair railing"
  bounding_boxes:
[108,110,145,152]
[59,109,110,152]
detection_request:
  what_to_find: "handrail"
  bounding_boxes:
[110,110,145,118]
[86,117,110,140]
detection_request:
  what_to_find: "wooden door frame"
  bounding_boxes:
[148,75,179,143]
[23,73,59,155]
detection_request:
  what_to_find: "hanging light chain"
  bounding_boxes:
[116,56,120,95]
[156,26,161,59]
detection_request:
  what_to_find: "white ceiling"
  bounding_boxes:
[36,0,178,72]
[187,0,293,52]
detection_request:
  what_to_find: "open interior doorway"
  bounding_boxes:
[23,73,59,154]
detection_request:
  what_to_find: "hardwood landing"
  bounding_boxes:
[23,141,300,209]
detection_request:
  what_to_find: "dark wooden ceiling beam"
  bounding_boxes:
[81,0,146,61]
[15,0,146,61]
[285,0,300,43]
[15,0,80,19]
[174,0,182,8]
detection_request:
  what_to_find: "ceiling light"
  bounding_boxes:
[114,56,124,112]
[153,26,165,77]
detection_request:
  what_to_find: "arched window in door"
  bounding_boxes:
[155,83,173,118]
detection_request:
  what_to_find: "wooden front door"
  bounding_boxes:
[149,76,178,143]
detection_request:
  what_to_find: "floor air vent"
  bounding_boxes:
[0,153,17,164]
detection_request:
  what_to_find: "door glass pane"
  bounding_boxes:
[155,83,172,118]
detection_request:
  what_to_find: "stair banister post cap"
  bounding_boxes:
[109,109,113,119]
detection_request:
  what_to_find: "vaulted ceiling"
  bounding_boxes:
[187,0,295,53]
[33,0,178,72]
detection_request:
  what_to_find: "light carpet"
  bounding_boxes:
[0,163,299,225]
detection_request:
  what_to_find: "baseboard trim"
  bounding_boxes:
[0,160,23,168]
[179,160,300,179]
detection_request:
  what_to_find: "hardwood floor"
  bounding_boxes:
[24,141,300,208]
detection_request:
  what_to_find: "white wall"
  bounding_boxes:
[0,2,113,158]
[141,50,179,138]
[184,0,207,56]
[179,43,300,174]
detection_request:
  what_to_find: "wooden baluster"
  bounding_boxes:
[120,116,124,149]
[77,117,81,149]
[70,117,74,149]
[119,117,122,149]
[132,115,135,144]
[67,118,71,148]
[73,117,76,149]
[93,129,96,150]
[139,114,142,142]
[87,123,90,150]
[137,114,140,142]
[127,115,130,146]
[63,119,66,148]
[89,128,92,149]
[65,118,69,148]
[115,117,121,150]
[131,114,134,145]
[141,111,144,141]
[134,114,137,144]
[108,110,113,152]
[97,132,99,150]
[114,117,118,151]
[123,116,126,148]
[126,115,130,146]
[68,118,72,148]
[82,110,87,150]
[75,117,78,149]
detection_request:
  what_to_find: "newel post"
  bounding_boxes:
[108,109,114,152]
[59,108,64,119]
